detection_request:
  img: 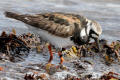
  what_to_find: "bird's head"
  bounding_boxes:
[87,19,102,51]
[88,20,102,40]
[71,22,89,45]
[71,19,102,48]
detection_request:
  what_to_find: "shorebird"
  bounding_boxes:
[5,12,102,64]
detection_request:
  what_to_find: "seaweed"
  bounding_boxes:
[0,30,30,62]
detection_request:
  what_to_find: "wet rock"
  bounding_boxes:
[52,71,78,80]
[45,63,64,75]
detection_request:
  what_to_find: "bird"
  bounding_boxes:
[5,12,102,64]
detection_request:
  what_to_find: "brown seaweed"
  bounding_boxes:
[0,31,30,62]
[100,72,120,80]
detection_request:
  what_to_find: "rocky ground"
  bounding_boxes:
[0,29,119,80]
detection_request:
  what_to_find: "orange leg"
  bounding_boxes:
[58,51,64,64]
[48,44,53,63]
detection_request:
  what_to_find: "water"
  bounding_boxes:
[0,0,120,79]
[0,0,120,41]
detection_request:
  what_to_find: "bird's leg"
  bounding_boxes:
[58,51,64,65]
[47,44,53,63]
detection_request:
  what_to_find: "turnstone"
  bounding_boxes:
[5,12,102,64]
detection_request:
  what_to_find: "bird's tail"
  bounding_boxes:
[5,11,25,21]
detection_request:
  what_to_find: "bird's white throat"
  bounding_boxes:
[80,22,91,38]
[80,28,86,37]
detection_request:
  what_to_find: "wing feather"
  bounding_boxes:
[26,13,78,37]
[5,12,87,38]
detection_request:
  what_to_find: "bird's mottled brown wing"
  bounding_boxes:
[35,12,83,37]
[5,12,87,38]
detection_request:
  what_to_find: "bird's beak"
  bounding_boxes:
[90,33,101,52]
[94,38,101,52]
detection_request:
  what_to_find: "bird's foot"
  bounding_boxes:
[58,51,64,65]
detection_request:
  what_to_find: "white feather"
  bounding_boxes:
[86,21,91,35]
[27,25,75,48]
[80,28,86,37]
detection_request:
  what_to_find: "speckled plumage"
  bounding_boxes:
[5,12,102,48]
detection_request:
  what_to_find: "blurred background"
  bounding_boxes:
[0,0,120,41]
